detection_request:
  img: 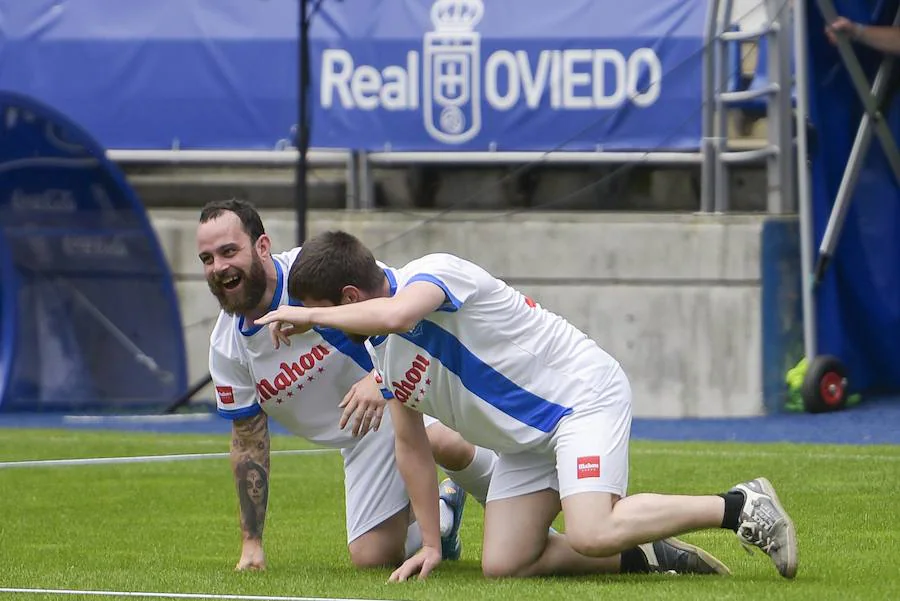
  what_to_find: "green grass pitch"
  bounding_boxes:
[0,428,898,601]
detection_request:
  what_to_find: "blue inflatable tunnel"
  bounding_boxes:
[0,91,187,412]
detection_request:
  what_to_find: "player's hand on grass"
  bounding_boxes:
[389,545,442,582]
[339,371,387,437]
[256,307,314,348]
[235,539,266,571]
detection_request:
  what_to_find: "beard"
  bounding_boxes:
[208,251,268,315]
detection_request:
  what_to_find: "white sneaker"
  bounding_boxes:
[729,477,798,579]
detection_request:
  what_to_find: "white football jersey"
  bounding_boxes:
[209,248,377,448]
[366,253,621,454]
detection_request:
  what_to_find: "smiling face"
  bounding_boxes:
[196,211,270,316]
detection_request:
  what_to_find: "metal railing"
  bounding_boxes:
[105,149,351,166]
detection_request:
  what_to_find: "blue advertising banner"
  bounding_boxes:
[313,0,708,151]
[0,0,707,152]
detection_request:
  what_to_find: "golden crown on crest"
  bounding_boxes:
[430,0,484,32]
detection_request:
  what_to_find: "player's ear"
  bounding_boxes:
[341,285,362,305]
[256,234,272,259]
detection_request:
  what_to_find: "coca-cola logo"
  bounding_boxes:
[9,188,77,212]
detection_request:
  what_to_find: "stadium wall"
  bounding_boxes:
[148,210,802,418]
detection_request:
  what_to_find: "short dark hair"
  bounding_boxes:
[199,199,265,243]
[289,231,384,304]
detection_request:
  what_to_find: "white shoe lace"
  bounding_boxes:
[737,520,778,555]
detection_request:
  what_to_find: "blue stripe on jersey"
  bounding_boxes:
[239,260,284,337]
[314,326,374,372]
[400,320,573,433]
[385,268,398,295]
[217,403,263,420]
[407,274,462,312]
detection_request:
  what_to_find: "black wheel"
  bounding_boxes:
[801,355,849,414]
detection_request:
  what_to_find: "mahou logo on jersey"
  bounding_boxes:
[577,455,601,479]
[256,344,330,401]
[216,386,235,405]
[392,354,431,404]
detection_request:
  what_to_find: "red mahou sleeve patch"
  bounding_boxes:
[216,386,235,405]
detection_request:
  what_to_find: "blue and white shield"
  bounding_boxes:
[423,32,481,144]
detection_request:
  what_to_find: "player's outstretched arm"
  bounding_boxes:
[231,411,271,571]
[388,400,443,582]
[256,281,447,338]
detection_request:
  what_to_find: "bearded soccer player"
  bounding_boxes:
[197,201,498,570]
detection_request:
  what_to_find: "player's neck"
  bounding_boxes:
[242,258,280,324]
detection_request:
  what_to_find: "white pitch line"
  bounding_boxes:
[63,414,217,423]
[0,448,337,469]
[0,587,401,601]
[1,443,897,471]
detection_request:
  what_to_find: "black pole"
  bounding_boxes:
[296,0,310,246]
[163,373,213,414]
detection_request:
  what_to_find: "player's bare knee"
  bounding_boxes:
[481,560,516,578]
[481,537,542,578]
[481,553,527,578]
[348,530,406,569]
[348,543,403,569]
[427,423,473,472]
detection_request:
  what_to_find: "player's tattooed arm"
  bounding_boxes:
[231,411,270,541]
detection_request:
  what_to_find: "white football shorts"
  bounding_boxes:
[341,410,439,543]
[485,365,632,503]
